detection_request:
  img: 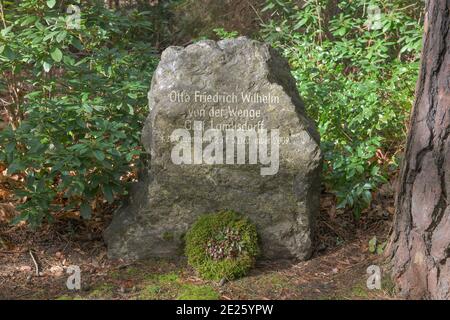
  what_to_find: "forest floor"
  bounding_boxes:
[0,173,397,300]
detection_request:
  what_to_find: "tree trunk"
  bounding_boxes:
[387,0,449,299]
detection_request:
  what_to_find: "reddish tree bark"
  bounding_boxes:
[387,0,450,299]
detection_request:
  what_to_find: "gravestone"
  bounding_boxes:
[104,37,322,260]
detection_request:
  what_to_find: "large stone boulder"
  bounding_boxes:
[104,37,322,260]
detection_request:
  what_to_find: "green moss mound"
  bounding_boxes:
[185,211,259,281]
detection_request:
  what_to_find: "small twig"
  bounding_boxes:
[396,3,419,13]
[29,250,40,277]
[0,98,13,106]
[0,249,26,254]
[0,0,7,29]
[247,0,264,25]
[315,0,323,45]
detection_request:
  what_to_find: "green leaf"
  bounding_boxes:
[46,0,56,8]
[293,18,308,30]
[43,31,58,42]
[51,48,63,62]
[0,26,12,37]
[102,184,114,203]
[7,162,25,174]
[362,190,372,204]
[80,202,92,219]
[335,27,346,37]
[261,2,274,11]
[10,212,29,225]
[43,61,52,72]
[20,16,36,26]
[368,236,377,253]
[376,242,386,255]
[93,150,105,161]
[5,142,15,154]
[56,31,67,43]
[1,46,15,61]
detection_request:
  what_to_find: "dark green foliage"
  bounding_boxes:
[185,211,259,281]
[0,1,159,226]
[260,0,423,217]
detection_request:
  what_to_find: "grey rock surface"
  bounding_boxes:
[104,37,322,260]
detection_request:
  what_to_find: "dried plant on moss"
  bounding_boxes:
[185,211,259,281]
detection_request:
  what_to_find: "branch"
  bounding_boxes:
[29,250,41,277]
[0,0,7,29]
